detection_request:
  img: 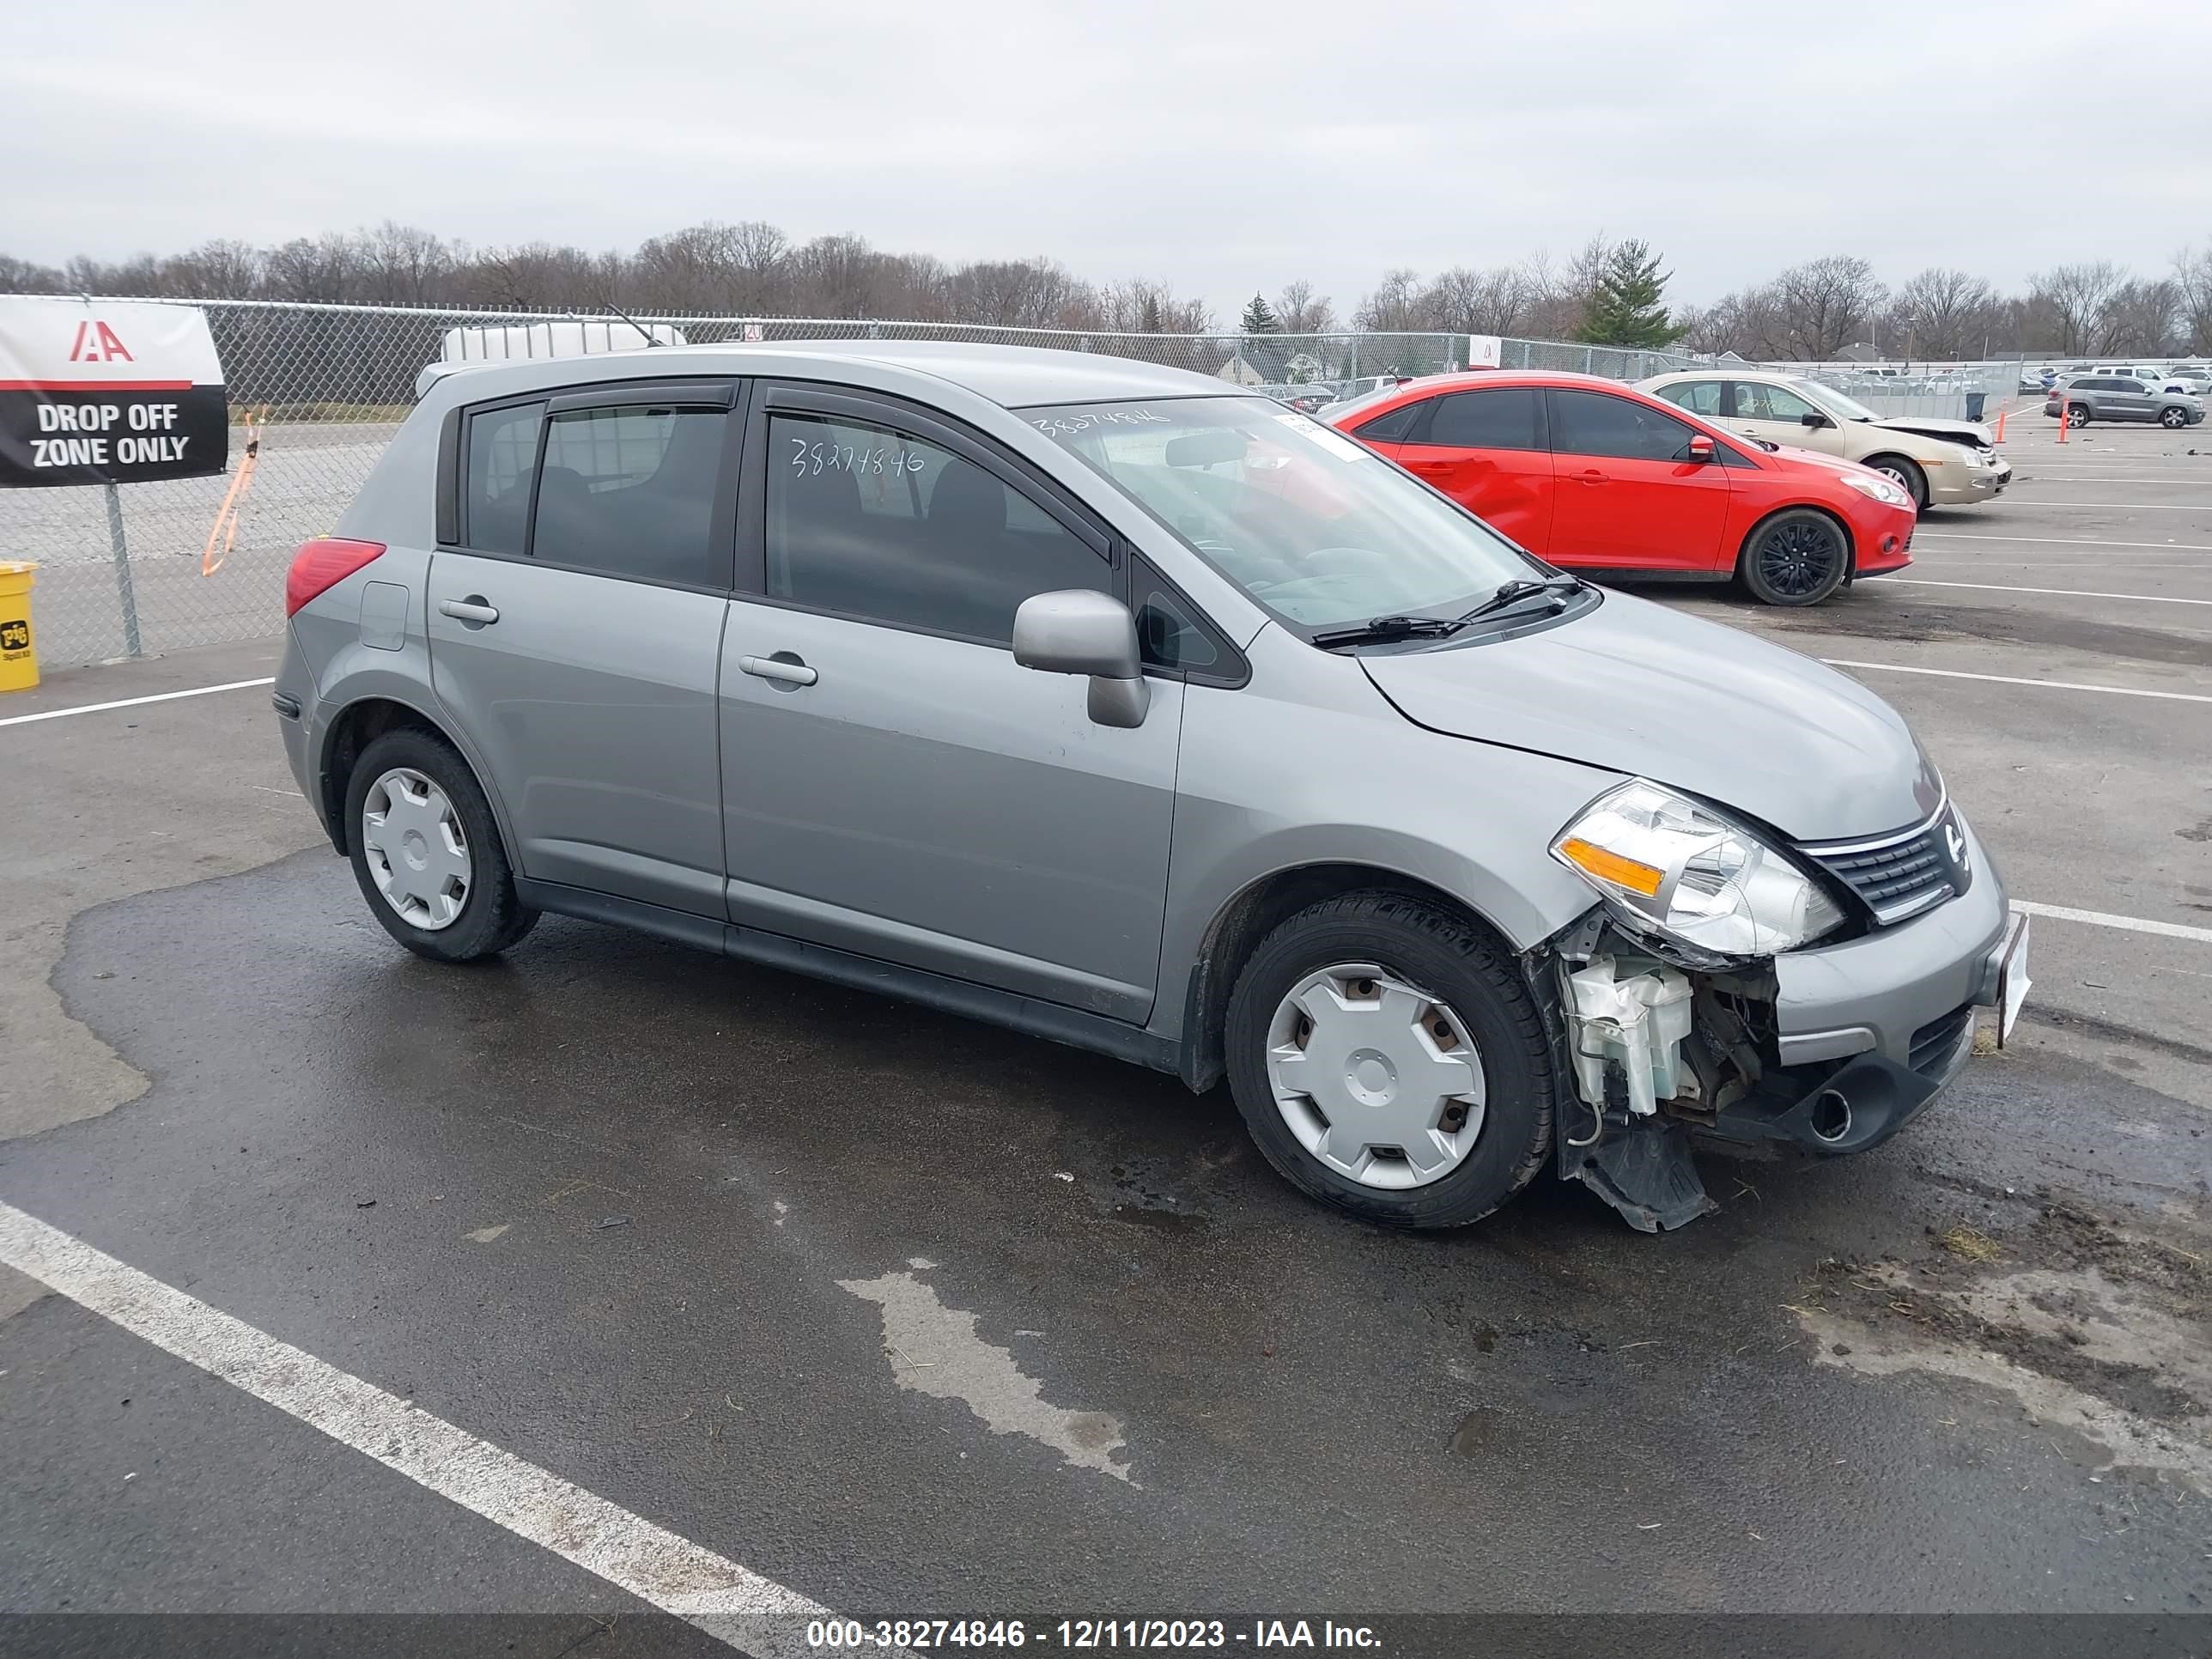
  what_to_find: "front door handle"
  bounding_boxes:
[738,653,818,687]
[439,597,500,624]
[1571,468,1607,483]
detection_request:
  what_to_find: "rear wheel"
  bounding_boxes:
[345,727,538,963]
[1224,891,1553,1229]
[1739,508,1850,606]
[2160,405,2190,428]
[2067,402,2092,428]
[1864,453,1927,512]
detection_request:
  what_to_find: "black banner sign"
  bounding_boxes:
[0,298,229,488]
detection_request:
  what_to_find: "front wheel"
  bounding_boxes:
[1739,508,1850,606]
[1223,891,1554,1229]
[2160,406,2190,428]
[345,727,538,963]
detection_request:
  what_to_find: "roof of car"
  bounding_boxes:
[422,338,1231,409]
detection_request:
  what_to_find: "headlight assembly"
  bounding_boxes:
[1552,780,1846,957]
[1840,471,1913,509]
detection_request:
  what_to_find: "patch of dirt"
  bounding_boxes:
[1756,598,2212,670]
[1790,1192,2212,1485]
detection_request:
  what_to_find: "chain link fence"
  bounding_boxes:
[3,299,1718,668]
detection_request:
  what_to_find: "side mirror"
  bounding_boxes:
[1685,434,1717,464]
[1012,590,1150,729]
[1800,410,1830,428]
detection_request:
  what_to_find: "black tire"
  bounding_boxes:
[1738,507,1850,607]
[1223,890,1554,1229]
[2160,405,2189,428]
[1863,453,1927,512]
[344,727,538,963]
[2067,402,2092,428]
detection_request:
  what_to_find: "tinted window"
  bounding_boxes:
[1423,388,1542,451]
[532,404,726,586]
[1655,380,1723,417]
[1733,380,1822,422]
[465,402,544,556]
[2119,380,2147,393]
[1132,562,1224,672]
[766,412,1108,643]
[1352,401,1425,442]
[1548,389,1698,462]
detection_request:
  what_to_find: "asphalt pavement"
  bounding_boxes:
[1,394,2207,1650]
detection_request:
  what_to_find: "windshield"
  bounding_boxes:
[1794,378,1881,423]
[1023,397,1538,630]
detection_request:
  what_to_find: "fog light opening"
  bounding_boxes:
[1809,1089,1853,1145]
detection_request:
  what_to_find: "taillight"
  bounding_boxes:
[285,538,386,617]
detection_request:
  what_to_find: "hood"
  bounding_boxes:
[1869,416,1992,447]
[1358,590,1942,842]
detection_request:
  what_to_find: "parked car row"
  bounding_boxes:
[277,339,2022,1234]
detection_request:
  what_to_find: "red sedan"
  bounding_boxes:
[1325,371,1915,605]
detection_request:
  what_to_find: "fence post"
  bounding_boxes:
[103,482,143,659]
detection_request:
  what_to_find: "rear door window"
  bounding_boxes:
[464,401,545,556]
[1422,388,1544,451]
[532,404,730,587]
[1351,400,1427,442]
[1548,389,1699,462]
[1654,380,1723,418]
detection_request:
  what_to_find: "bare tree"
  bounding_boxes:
[1887,268,1999,360]
[1275,280,1337,336]
[2176,244,2212,352]
[1762,256,1887,359]
[2094,278,2180,356]
[0,253,64,293]
[2028,261,2127,356]
[1353,267,1425,331]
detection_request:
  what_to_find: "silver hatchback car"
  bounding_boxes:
[275,343,2027,1232]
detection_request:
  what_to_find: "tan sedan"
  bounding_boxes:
[1638,369,2011,511]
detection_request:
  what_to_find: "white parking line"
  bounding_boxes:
[1984,501,2209,511]
[0,677,276,728]
[2013,901,2212,945]
[0,1200,868,1659]
[2013,475,2212,485]
[1820,659,2212,704]
[1863,577,2212,605]
[1914,533,2212,551]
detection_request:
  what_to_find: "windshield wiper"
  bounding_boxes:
[1454,574,1588,625]
[1310,614,1466,649]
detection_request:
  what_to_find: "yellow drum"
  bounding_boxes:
[0,562,38,692]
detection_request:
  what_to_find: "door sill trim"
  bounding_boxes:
[511,878,1182,1079]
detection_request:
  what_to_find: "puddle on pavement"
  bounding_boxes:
[839,1259,1133,1483]
[1790,1194,2212,1490]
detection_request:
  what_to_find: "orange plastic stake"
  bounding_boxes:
[1993,405,2007,443]
[2057,393,2069,445]
[201,407,267,575]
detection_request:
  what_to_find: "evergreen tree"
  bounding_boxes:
[1239,292,1281,335]
[1139,292,1164,333]
[1573,240,1687,348]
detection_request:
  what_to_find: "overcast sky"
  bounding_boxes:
[14,0,2209,319]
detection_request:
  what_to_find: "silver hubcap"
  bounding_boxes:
[1877,465,1914,500]
[1265,963,1486,1190]
[361,767,471,931]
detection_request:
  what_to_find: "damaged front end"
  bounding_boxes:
[1533,778,1993,1233]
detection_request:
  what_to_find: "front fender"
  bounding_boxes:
[1148,634,1621,1045]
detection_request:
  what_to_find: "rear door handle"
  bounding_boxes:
[738,654,818,687]
[438,597,499,624]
